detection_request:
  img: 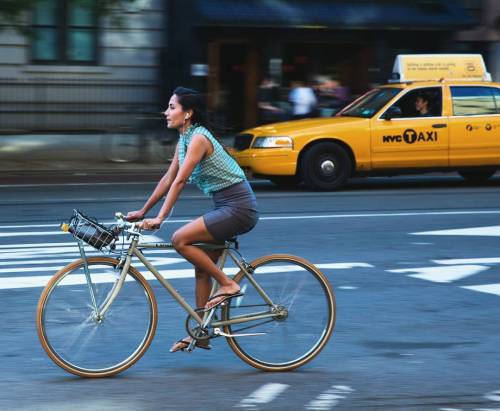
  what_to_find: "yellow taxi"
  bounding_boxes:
[233,54,500,190]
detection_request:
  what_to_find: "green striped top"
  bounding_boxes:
[178,124,246,195]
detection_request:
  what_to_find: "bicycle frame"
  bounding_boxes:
[82,235,278,330]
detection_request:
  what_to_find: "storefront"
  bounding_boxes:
[164,0,476,131]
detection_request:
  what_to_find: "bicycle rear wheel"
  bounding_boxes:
[37,257,158,377]
[222,254,335,371]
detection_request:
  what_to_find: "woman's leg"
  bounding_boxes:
[171,217,240,307]
[170,248,221,353]
[194,249,221,308]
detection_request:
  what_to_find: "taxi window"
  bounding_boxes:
[388,87,442,118]
[341,88,400,118]
[451,86,498,116]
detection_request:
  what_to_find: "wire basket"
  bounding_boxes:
[68,210,118,250]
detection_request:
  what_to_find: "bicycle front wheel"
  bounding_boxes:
[223,254,336,371]
[36,257,158,377]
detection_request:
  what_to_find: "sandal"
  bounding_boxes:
[204,291,244,310]
[170,338,212,353]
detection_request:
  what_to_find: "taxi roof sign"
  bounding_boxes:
[390,54,491,83]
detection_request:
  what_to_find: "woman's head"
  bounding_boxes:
[164,87,208,131]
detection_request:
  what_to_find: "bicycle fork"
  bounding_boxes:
[77,241,100,319]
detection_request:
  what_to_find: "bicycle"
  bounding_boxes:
[36,210,336,378]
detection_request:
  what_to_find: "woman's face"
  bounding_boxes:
[163,94,190,129]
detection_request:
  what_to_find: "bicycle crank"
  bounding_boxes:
[213,327,266,338]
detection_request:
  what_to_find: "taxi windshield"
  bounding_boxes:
[341,88,401,118]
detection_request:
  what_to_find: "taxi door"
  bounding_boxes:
[370,87,449,169]
[448,85,500,166]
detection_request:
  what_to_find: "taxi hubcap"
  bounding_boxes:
[320,160,335,176]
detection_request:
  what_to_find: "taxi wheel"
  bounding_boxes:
[301,142,352,191]
[458,169,496,182]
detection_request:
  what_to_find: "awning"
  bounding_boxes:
[196,0,476,30]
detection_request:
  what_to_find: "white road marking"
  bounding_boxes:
[0,241,79,249]
[236,383,289,408]
[0,261,359,289]
[0,256,184,273]
[485,390,500,402]
[0,255,184,267]
[0,248,176,261]
[413,225,500,237]
[338,286,358,290]
[316,263,373,269]
[0,231,66,237]
[433,258,500,265]
[462,284,500,297]
[387,265,489,283]
[258,210,500,220]
[0,267,208,290]
[2,209,500,232]
[305,385,354,410]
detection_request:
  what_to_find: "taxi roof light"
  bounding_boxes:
[389,54,492,83]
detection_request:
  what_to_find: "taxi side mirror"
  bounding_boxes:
[382,106,402,120]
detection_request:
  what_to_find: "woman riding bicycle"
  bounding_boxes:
[126,87,259,353]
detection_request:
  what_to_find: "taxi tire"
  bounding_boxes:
[458,169,496,182]
[301,142,352,191]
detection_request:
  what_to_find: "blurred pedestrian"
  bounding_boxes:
[316,79,350,117]
[288,81,317,120]
[257,77,286,124]
[126,86,259,353]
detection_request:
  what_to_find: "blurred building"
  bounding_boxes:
[0,0,166,133]
[456,0,500,81]
[0,0,497,135]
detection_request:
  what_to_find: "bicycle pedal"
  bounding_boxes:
[213,328,266,338]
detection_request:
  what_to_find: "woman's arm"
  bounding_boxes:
[126,143,180,221]
[139,134,210,229]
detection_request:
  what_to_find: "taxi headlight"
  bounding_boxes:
[252,136,293,149]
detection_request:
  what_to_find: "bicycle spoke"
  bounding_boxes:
[224,255,335,370]
[38,258,157,376]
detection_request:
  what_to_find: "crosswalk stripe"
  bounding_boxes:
[0,261,366,290]
[461,283,500,297]
[236,383,289,408]
[387,265,489,283]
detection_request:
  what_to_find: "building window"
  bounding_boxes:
[32,0,98,64]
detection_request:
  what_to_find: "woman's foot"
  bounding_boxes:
[170,337,211,353]
[205,283,242,310]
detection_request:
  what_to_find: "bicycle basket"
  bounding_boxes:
[68,210,118,250]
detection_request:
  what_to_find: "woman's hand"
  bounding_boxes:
[125,210,145,222]
[137,217,164,230]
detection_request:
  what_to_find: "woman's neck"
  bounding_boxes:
[179,121,193,135]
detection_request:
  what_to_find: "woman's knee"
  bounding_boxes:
[171,230,188,251]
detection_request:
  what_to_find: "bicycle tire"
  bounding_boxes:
[36,257,158,378]
[222,254,336,371]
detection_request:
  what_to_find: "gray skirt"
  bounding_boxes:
[203,180,259,241]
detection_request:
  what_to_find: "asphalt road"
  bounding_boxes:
[1,174,500,411]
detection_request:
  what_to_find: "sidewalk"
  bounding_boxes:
[0,133,175,184]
